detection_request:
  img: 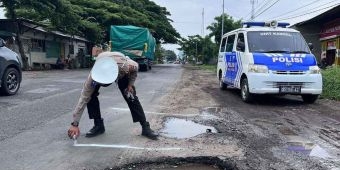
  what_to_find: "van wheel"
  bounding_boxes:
[302,94,319,104]
[219,74,227,90]
[1,68,20,95]
[241,78,253,103]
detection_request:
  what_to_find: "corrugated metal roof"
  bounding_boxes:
[292,4,340,27]
[0,19,90,42]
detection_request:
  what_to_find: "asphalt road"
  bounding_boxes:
[0,64,183,170]
[2,64,340,170]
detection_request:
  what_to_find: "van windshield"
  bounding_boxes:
[247,31,310,54]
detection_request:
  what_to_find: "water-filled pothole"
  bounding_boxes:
[108,156,235,170]
[124,163,218,170]
[160,117,217,139]
[285,135,331,159]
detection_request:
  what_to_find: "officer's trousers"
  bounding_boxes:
[87,75,147,123]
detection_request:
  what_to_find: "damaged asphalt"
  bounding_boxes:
[120,65,340,170]
[1,64,340,170]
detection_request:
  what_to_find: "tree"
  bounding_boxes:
[179,35,218,65]
[1,0,84,70]
[164,50,177,62]
[207,14,242,46]
[11,0,181,44]
[154,44,165,64]
[1,0,30,70]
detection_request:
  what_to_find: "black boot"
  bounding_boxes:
[86,118,105,137]
[141,122,158,140]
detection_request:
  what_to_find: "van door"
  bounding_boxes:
[225,34,236,85]
[218,37,227,80]
[234,32,245,87]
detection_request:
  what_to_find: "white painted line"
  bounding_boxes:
[73,143,182,151]
[110,107,198,117]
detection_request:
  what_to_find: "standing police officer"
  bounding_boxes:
[68,51,158,140]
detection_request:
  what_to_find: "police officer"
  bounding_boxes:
[68,51,158,140]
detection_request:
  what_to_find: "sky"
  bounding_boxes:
[1,0,339,54]
[150,0,339,54]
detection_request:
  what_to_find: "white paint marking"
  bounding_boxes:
[110,107,198,117]
[73,143,182,151]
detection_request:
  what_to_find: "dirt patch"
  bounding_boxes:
[126,65,340,170]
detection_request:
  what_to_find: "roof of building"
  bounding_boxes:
[0,18,89,42]
[292,4,340,26]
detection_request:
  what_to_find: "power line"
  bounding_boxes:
[250,0,257,20]
[251,0,274,20]
[243,0,265,20]
[253,0,280,19]
[276,3,339,21]
[269,0,338,21]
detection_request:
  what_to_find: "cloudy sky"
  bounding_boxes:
[150,0,339,53]
[1,0,339,53]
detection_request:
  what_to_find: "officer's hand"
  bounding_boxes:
[68,126,80,139]
[127,85,134,93]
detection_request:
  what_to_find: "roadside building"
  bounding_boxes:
[291,5,340,67]
[0,19,93,69]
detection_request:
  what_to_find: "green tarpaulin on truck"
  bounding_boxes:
[110,25,155,61]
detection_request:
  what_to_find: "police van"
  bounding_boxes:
[217,21,322,103]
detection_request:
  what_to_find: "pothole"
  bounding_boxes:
[285,135,332,159]
[160,117,217,139]
[107,156,237,170]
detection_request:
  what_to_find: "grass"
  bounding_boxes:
[197,64,217,73]
[321,66,340,101]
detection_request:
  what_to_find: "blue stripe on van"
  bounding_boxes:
[252,53,316,71]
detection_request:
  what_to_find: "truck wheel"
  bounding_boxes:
[241,78,253,103]
[219,74,227,90]
[149,65,152,70]
[302,94,319,104]
[140,65,148,72]
[1,68,20,95]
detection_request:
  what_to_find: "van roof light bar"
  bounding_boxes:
[242,21,290,28]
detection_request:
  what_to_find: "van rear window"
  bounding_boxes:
[247,31,310,54]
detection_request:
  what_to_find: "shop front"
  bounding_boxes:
[320,18,340,66]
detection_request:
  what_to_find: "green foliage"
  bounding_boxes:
[207,14,242,45]
[198,64,217,73]
[164,50,177,61]
[179,35,218,64]
[154,44,164,63]
[2,0,180,44]
[178,13,239,65]
[321,67,340,101]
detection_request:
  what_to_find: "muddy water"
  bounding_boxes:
[285,135,332,159]
[160,117,217,139]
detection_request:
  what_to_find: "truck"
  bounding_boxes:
[110,25,156,71]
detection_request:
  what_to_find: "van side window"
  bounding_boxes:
[236,33,245,52]
[226,34,235,52]
[220,37,227,52]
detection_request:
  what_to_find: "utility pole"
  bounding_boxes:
[202,8,205,37]
[221,0,224,39]
[250,0,256,20]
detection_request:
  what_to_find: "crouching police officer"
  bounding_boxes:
[68,51,158,140]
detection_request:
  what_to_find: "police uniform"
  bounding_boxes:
[71,52,157,139]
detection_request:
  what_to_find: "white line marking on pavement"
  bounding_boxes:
[110,107,198,117]
[73,143,182,151]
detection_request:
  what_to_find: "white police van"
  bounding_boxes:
[217,21,322,103]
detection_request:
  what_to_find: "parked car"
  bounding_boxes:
[0,38,22,95]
